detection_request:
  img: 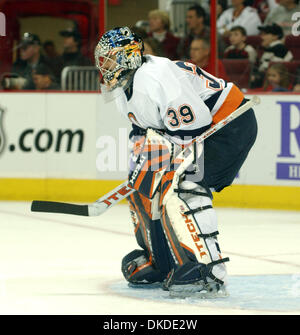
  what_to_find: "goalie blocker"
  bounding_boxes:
[122,98,257,297]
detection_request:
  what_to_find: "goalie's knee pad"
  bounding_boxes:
[161,179,229,286]
[121,249,166,284]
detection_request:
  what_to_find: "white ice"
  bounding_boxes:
[0,201,299,315]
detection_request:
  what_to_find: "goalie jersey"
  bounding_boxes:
[115,55,244,139]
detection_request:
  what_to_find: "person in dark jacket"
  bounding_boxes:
[59,28,92,68]
[10,32,54,90]
[32,63,60,90]
[178,4,226,60]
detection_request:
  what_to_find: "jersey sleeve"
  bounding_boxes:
[149,61,212,141]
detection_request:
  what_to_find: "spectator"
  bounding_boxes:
[250,23,293,87]
[188,37,229,80]
[264,0,300,36]
[59,28,92,68]
[178,4,226,60]
[135,20,150,34]
[143,37,165,57]
[217,0,228,18]
[293,66,300,91]
[10,32,52,90]
[252,0,278,20]
[148,9,180,60]
[263,62,291,91]
[217,0,262,36]
[43,40,63,82]
[130,26,148,40]
[223,26,257,63]
[32,63,60,90]
[43,40,59,60]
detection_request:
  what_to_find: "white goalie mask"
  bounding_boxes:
[95,27,144,93]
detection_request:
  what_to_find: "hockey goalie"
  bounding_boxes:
[94,27,258,298]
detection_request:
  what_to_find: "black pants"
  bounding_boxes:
[203,100,258,192]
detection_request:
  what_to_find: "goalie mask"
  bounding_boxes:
[95,27,144,91]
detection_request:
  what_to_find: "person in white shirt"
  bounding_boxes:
[94,27,257,298]
[217,0,262,36]
[264,0,300,36]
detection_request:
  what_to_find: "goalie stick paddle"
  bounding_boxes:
[31,96,260,217]
[31,181,135,216]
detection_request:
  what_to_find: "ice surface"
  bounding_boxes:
[0,201,299,315]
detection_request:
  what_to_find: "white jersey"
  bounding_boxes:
[114,55,244,140]
[217,6,262,36]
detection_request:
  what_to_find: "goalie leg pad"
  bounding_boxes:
[128,128,174,199]
[161,179,229,287]
[125,191,175,283]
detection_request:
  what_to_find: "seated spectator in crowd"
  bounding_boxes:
[143,37,165,57]
[264,0,300,36]
[32,64,60,90]
[188,37,229,80]
[217,0,262,36]
[130,25,148,40]
[148,9,180,60]
[10,32,54,90]
[250,23,293,87]
[178,4,225,60]
[43,40,59,60]
[252,0,278,20]
[263,63,291,91]
[224,26,257,63]
[135,20,150,34]
[217,0,228,18]
[43,40,63,82]
[59,28,92,68]
[293,66,300,91]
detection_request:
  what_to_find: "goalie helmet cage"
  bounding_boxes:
[167,0,218,76]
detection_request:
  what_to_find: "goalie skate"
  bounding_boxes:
[168,281,229,299]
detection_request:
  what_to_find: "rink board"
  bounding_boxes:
[0,92,299,210]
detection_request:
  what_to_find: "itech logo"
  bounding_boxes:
[180,211,207,259]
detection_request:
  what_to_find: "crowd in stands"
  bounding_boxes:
[2,27,92,90]
[2,0,300,92]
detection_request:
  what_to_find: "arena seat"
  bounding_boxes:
[268,60,300,85]
[222,59,252,88]
[284,35,300,60]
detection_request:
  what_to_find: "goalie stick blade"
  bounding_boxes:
[31,201,89,216]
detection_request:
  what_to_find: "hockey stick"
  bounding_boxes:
[31,95,260,216]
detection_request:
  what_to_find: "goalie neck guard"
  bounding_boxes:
[95,27,144,92]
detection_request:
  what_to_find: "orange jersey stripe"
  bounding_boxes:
[212,84,244,125]
[133,170,146,191]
